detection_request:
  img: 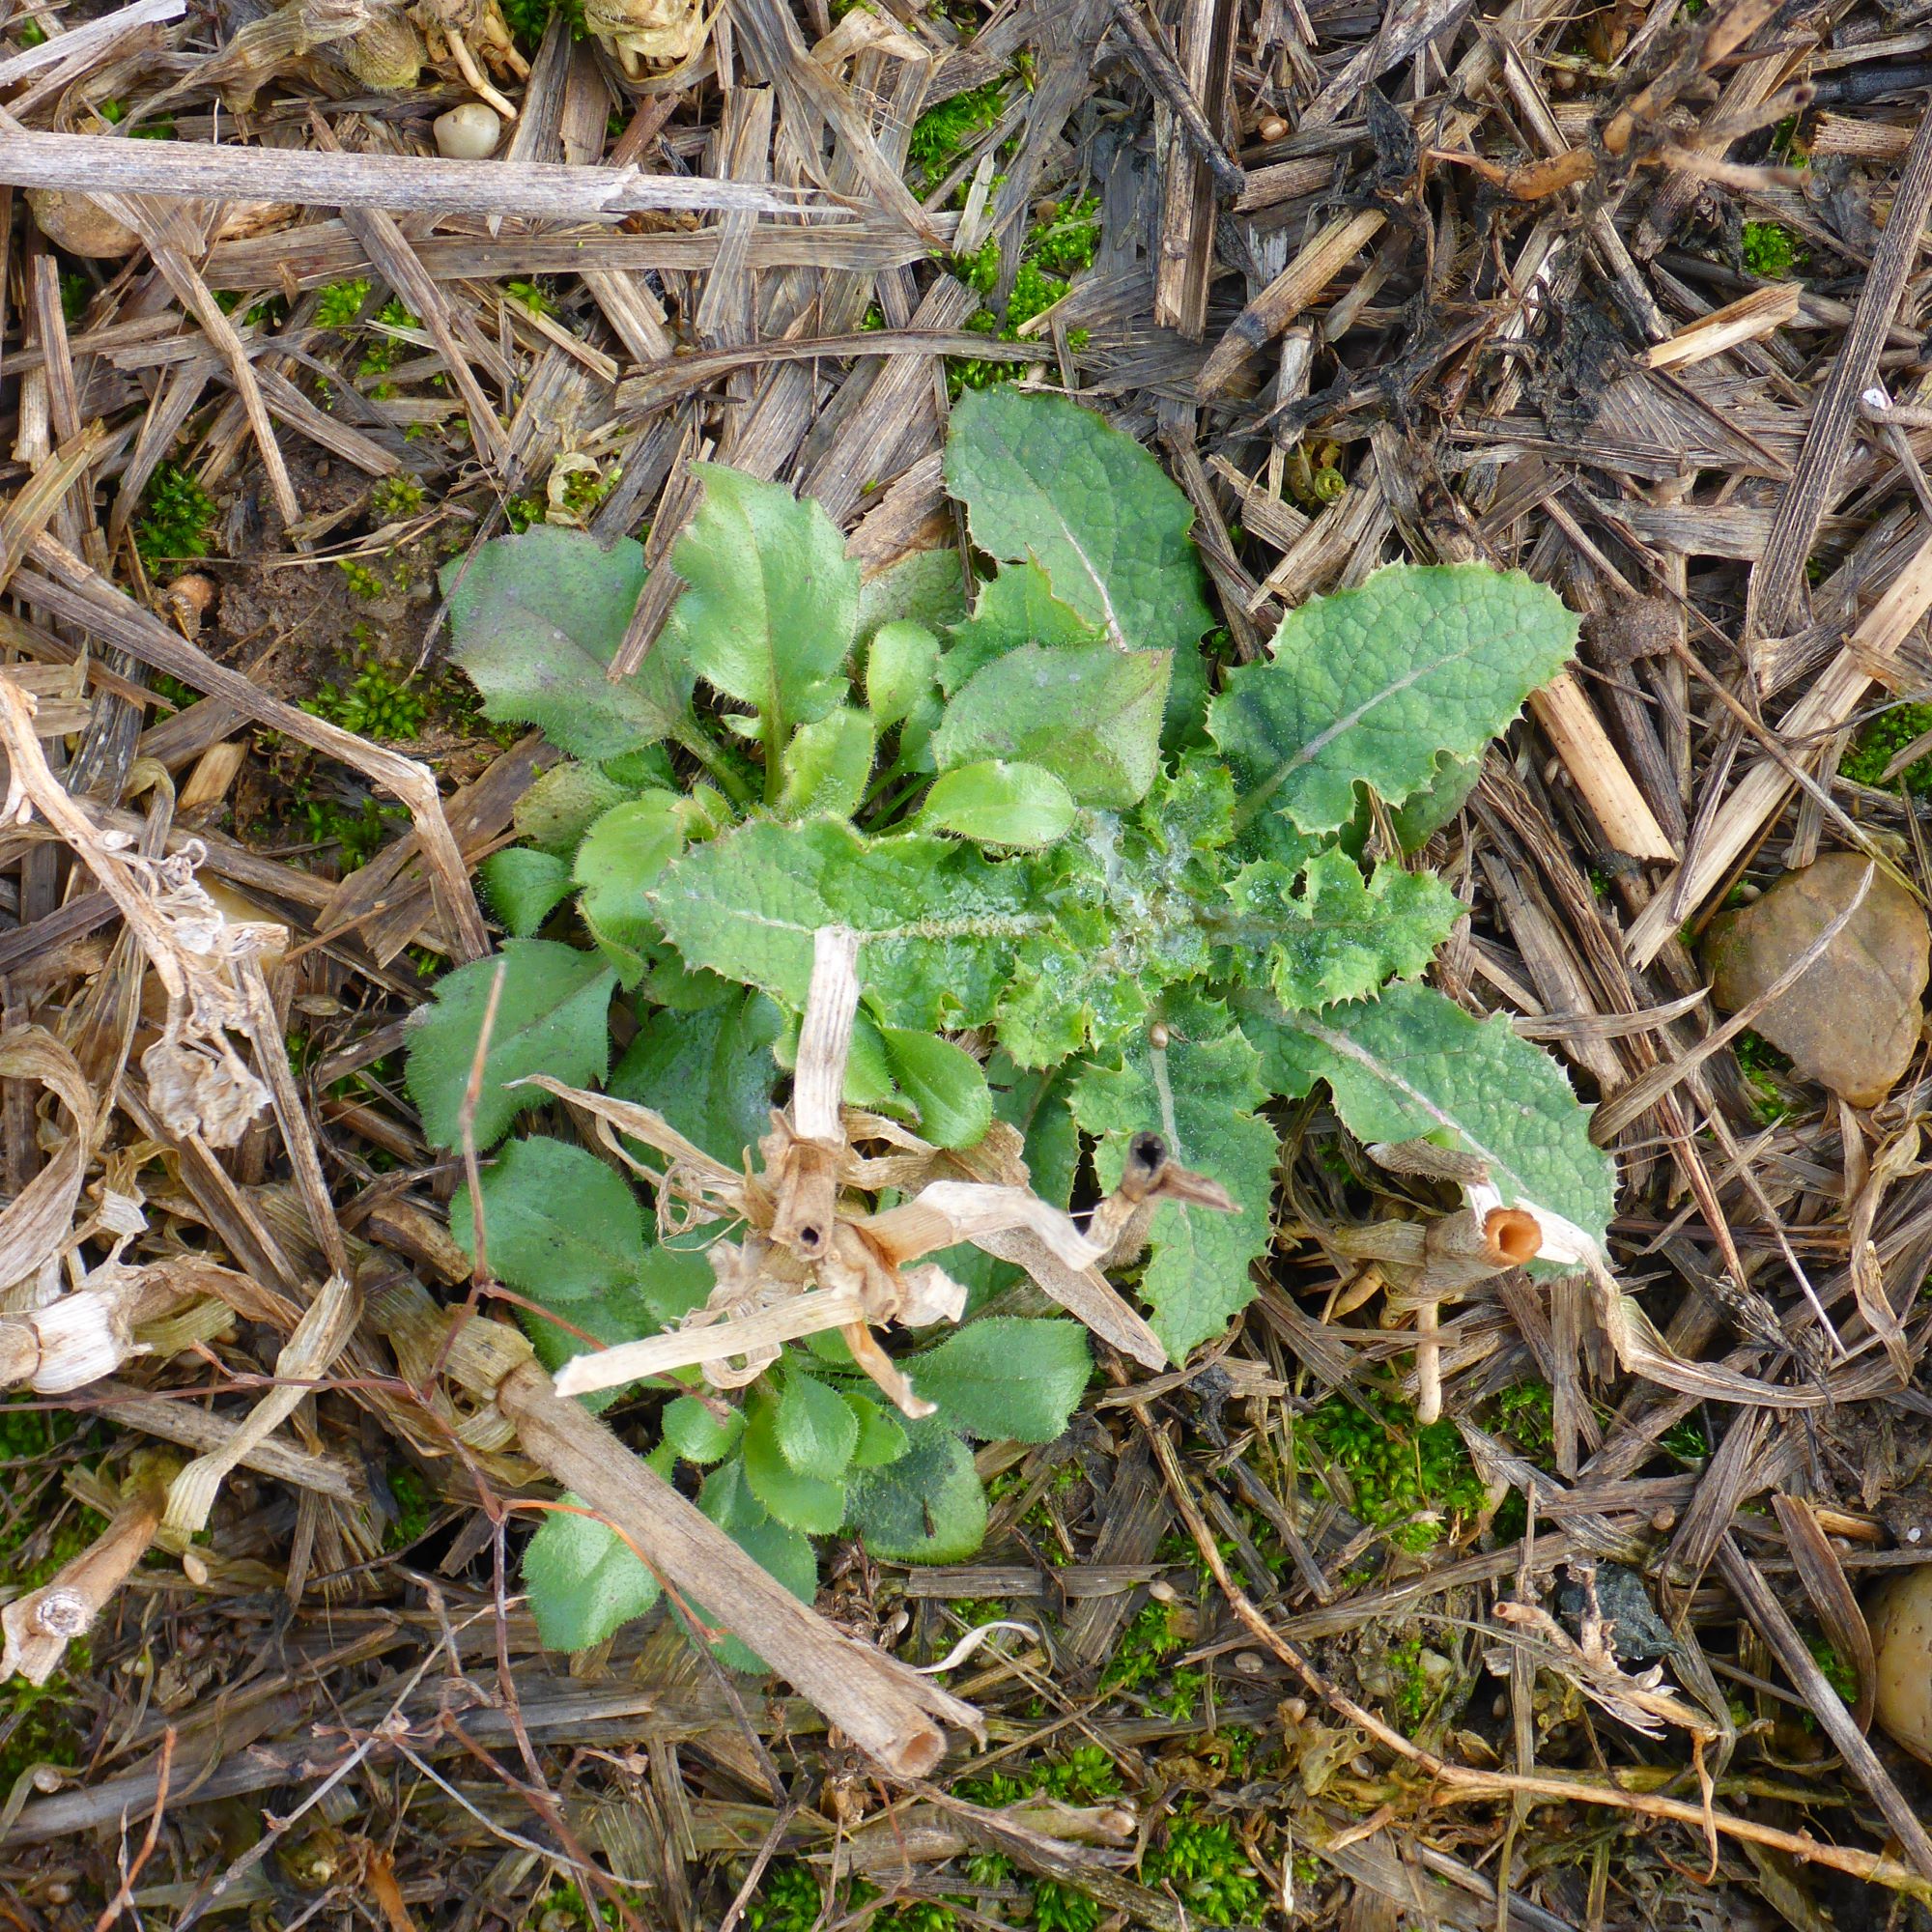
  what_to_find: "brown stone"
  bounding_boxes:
[1705,852,1929,1107]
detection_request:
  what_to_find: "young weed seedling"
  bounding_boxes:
[405,385,1613,1650]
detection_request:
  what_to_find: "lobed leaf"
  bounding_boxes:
[405,941,615,1150]
[945,386,1213,657]
[1227,847,1462,1010]
[1247,978,1614,1244]
[446,526,691,762]
[1208,563,1578,835]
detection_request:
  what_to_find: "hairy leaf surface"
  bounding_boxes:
[1249,979,1613,1243]
[406,941,614,1149]
[945,386,1213,657]
[450,1134,646,1302]
[446,527,691,761]
[1209,564,1577,834]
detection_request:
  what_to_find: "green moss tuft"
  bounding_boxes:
[135,463,216,566]
[1843,702,1932,791]
[1296,1385,1487,1553]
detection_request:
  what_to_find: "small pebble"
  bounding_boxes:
[434,101,502,160]
[1233,1651,1265,1675]
[26,186,138,258]
[1258,114,1289,141]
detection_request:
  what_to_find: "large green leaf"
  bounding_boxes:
[1225,848,1462,1010]
[406,941,615,1150]
[879,1027,992,1150]
[520,1280,665,1415]
[611,988,781,1169]
[777,708,874,820]
[667,464,858,745]
[524,1492,661,1650]
[843,1419,987,1563]
[944,387,1213,658]
[649,818,1053,1033]
[919,760,1076,848]
[1071,991,1278,1359]
[1209,563,1577,836]
[1247,978,1614,1243]
[911,1318,1090,1441]
[450,1134,646,1302]
[933,642,1170,808]
[445,526,691,762]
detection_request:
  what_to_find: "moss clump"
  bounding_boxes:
[1742,219,1804,278]
[951,194,1102,394]
[908,80,1006,185]
[370,474,425,523]
[314,278,372,329]
[134,462,216,566]
[743,1864,823,1932]
[1296,1385,1487,1553]
[1142,1814,1263,1927]
[1843,702,1932,791]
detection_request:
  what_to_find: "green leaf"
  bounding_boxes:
[636,1245,716,1325]
[650,818,1052,1033]
[880,1027,993,1150]
[521,1280,665,1415]
[940,560,1108,695]
[1070,991,1278,1359]
[1226,848,1462,1009]
[775,1370,860,1483]
[513,760,633,857]
[933,642,1170,808]
[1209,563,1578,837]
[844,1419,986,1563]
[446,526,691,762]
[855,549,968,648]
[845,1392,910,1468]
[1246,979,1614,1247]
[406,941,615,1150]
[573,794,686,983]
[990,1055,1078,1208]
[910,1318,1090,1441]
[667,464,858,746]
[919,760,1076,848]
[944,386,1213,657]
[611,989,781,1169]
[450,1134,645,1301]
[480,848,573,938]
[778,708,875,820]
[743,1392,847,1533]
[524,1491,661,1650]
[662,1394,744,1464]
[867,620,941,728]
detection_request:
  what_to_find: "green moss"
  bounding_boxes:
[302,651,424,741]
[1843,702,1932,791]
[744,1864,823,1932]
[1031,1880,1101,1932]
[134,463,216,566]
[315,278,372,330]
[1732,1028,1793,1125]
[908,80,1006,184]
[497,0,583,50]
[370,473,426,523]
[1033,1745,1122,1801]
[1742,219,1804,279]
[949,196,1102,394]
[1659,1412,1708,1466]
[384,1463,434,1549]
[1491,1381,1554,1464]
[1098,1600,1186,1695]
[1807,1633,1857,1702]
[1296,1385,1487,1553]
[1142,1815,1263,1927]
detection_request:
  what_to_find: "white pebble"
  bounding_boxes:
[434,102,501,160]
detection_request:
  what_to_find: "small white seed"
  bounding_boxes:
[434,102,502,160]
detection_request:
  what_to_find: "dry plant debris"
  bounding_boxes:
[2,0,1932,1926]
